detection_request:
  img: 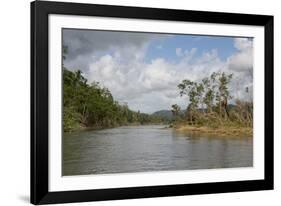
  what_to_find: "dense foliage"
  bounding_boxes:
[63,68,164,132]
[172,72,253,128]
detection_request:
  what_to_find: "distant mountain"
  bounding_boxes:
[152,104,237,121]
[151,110,174,120]
[151,109,186,121]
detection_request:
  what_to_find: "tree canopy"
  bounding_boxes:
[175,72,253,128]
[63,68,165,132]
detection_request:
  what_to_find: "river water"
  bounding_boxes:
[63,125,253,176]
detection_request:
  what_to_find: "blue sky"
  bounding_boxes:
[145,34,237,63]
[63,29,253,113]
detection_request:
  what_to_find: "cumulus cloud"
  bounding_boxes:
[227,38,253,73]
[176,48,183,57]
[87,47,233,113]
[63,29,159,72]
[226,38,253,101]
[63,29,253,113]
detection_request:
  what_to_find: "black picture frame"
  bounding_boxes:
[31,0,274,204]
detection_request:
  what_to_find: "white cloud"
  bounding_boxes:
[227,38,253,72]
[184,48,197,58]
[87,46,230,113]
[226,38,253,102]
[176,48,183,57]
[65,31,253,113]
[234,38,253,51]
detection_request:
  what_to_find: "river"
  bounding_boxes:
[63,125,253,176]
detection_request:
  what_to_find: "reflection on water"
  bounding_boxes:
[63,125,253,176]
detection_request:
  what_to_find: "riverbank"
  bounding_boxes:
[65,122,168,133]
[173,124,253,137]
